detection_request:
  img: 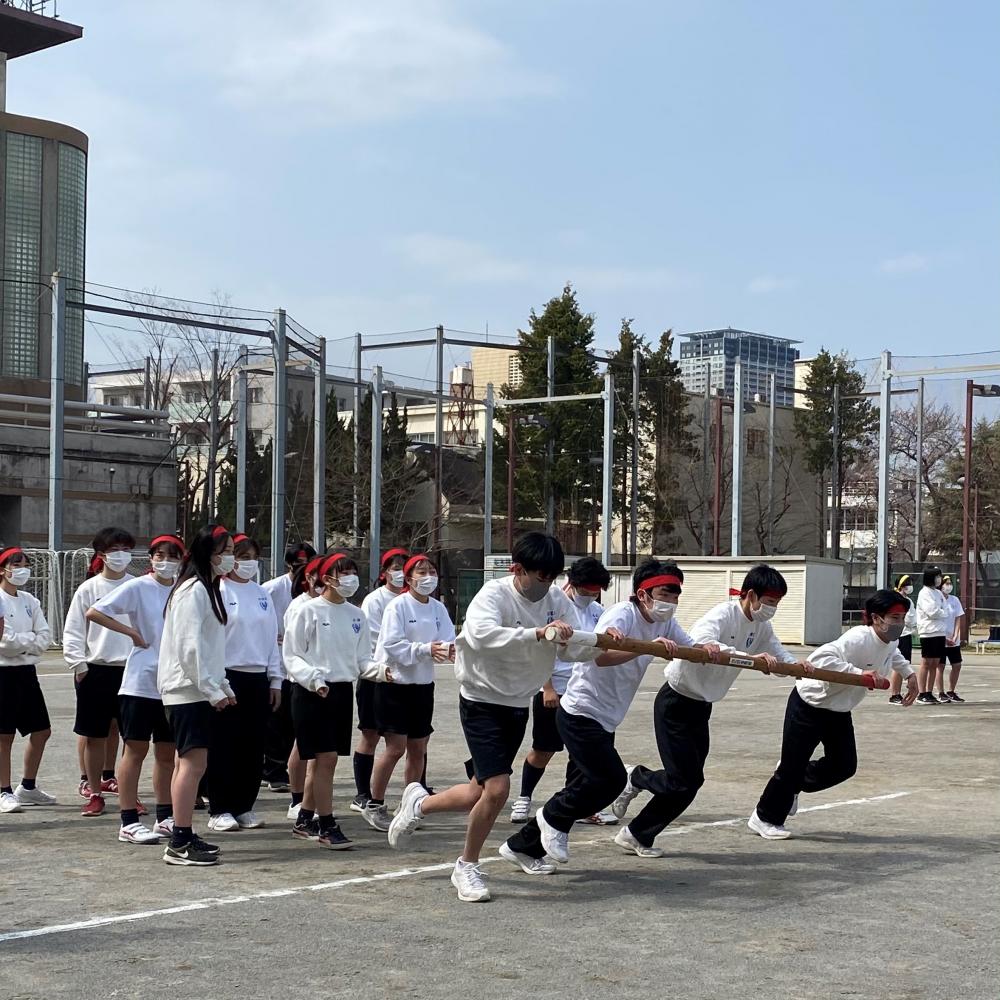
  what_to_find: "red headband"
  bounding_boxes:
[211,525,229,539]
[729,588,784,599]
[381,547,410,568]
[149,534,185,555]
[403,553,434,578]
[639,574,683,593]
[304,556,324,576]
[232,533,250,545]
[576,583,603,594]
[0,546,24,567]
[318,553,349,579]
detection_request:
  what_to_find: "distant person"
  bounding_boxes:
[915,566,949,705]
[938,575,966,703]
[888,574,917,706]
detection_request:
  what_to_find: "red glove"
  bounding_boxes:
[861,670,889,690]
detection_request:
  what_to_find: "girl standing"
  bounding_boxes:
[87,534,185,844]
[157,525,236,866]
[915,566,949,705]
[888,574,917,706]
[0,547,56,813]
[365,555,455,831]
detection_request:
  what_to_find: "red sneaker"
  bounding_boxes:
[78,780,92,799]
[100,778,119,795]
[81,794,106,817]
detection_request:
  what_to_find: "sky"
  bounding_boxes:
[7,0,1000,386]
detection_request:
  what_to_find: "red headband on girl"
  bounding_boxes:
[304,556,324,576]
[149,534,185,555]
[381,547,410,568]
[576,583,603,594]
[0,546,24,568]
[639,574,683,593]
[88,554,104,575]
[211,525,230,539]
[231,533,250,545]
[729,588,784,599]
[318,553,349,580]
[403,553,434,578]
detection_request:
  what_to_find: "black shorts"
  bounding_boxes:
[897,634,913,663]
[73,662,125,738]
[459,695,529,784]
[530,690,564,753]
[945,645,963,666]
[0,664,51,736]
[920,635,947,662]
[165,701,214,756]
[356,677,378,732]
[292,682,353,760]
[375,682,434,739]
[119,694,173,745]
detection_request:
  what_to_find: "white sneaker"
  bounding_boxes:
[118,822,162,844]
[387,782,428,849]
[207,812,240,832]
[363,801,392,832]
[14,784,57,806]
[498,841,557,875]
[613,826,664,858]
[536,808,569,864]
[611,766,639,820]
[286,802,301,821]
[152,816,174,836]
[451,858,491,902]
[235,810,265,829]
[748,809,792,840]
[787,794,799,818]
[509,795,532,824]
[0,791,24,813]
[578,810,619,826]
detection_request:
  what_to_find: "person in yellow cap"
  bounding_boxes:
[888,574,917,705]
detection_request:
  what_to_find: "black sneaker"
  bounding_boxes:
[191,833,221,855]
[349,794,370,813]
[935,693,951,704]
[916,693,936,705]
[947,691,965,703]
[292,817,320,841]
[268,780,291,793]
[164,841,218,866]
[318,823,352,850]
[888,694,904,705]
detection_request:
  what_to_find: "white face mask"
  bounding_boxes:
[387,570,405,589]
[104,550,133,572]
[334,574,360,598]
[215,553,236,576]
[901,585,913,596]
[152,559,179,580]
[7,567,31,587]
[413,575,438,596]
[647,599,676,623]
[573,592,597,609]
[942,584,953,595]
[234,559,258,581]
[751,602,778,622]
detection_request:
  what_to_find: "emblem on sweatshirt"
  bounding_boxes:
[546,611,555,624]
[746,632,755,647]
[258,598,268,611]
[352,619,361,634]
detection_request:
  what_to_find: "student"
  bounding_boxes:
[64,527,137,817]
[503,559,710,869]
[748,589,919,838]
[364,554,455,831]
[352,547,409,812]
[509,556,614,826]
[0,547,56,813]
[87,534,185,844]
[888,574,917,706]
[386,532,593,903]
[283,553,391,850]
[915,566,949,705]
[261,543,316,791]
[207,533,283,832]
[938,576,965,703]
[611,564,796,855]
[157,524,236,866]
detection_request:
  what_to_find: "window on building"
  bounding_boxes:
[105,394,124,407]
[508,355,523,389]
[182,389,200,404]
[746,428,767,455]
[249,387,265,404]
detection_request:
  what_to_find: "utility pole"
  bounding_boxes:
[601,371,614,567]
[731,361,744,557]
[713,394,723,556]
[484,383,494,558]
[434,324,444,552]
[914,376,924,561]
[270,309,288,574]
[47,271,66,551]
[546,334,555,535]
[701,376,711,556]
[369,366,383,587]
[630,349,640,563]
[236,346,248,530]
[767,372,776,554]
[207,346,219,520]
[506,411,515,555]
[960,379,973,640]
[353,332,362,547]
[313,336,326,550]
[830,381,841,560]
[875,351,892,589]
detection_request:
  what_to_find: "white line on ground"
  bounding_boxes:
[0,789,916,945]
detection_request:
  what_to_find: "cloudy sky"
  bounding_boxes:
[8,0,999,382]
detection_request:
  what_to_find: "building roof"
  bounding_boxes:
[680,327,802,345]
[0,4,83,58]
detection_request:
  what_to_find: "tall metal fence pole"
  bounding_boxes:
[48,271,66,551]
[236,346,248,530]
[483,382,494,558]
[546,334,555,535]
[207,346,219,519]
[434,325,444,552]
[701,377,710,555]
[767,372,776,554]
[313,336,326,549]
[369,366,383,587]
[914,376,924,560]
[353,332,362,547]
[875,350,892,589]
[601,371,615,566]
[630,349,640,563]
[731,360,744,557]
[271,309,288,572]
[831,381,841,560]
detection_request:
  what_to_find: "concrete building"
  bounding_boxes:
[679,329,801,407]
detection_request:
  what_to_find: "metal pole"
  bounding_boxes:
[47,271,65,551]
[143,356,152,411]
[369,366,383,588]
[236,346,248,531]
[313,336,326,549]
[352,332,362,547]
[506,411,515,555]
[601,371,614,567]
[270,309,288,574]
[207,347,219,520]
[731,361,744,557]
[767,372,776,554]
[971,484,978,628]
[701,376,711,555]
[630,349,640,563]
[831,381,840,560]
[484,382,494,558]
[434,324,444,552]
[546,333,555,535]
[713,395,723,556]
[914,376,924,561]
[875,350,892,589]
[960,379,973,640]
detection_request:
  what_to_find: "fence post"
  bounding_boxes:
[313,336,326,549]
[270,309,288,573]
[601,371,614,566]
[369,366,383,587]
[731,360,744,557]
[236,346,248,530]
[875,350,892,589]
[48,271,65,551]
[483,382,494,559]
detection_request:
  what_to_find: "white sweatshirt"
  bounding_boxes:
[666,599,798,703]
[900,595,917,638]
[374,592,456,685]
[92,574,171,699]
[916,587,949,638]
[262,574,295,638]
[454,577,594,709]
[797,625,914,713]
[221,578,283,688]
[157,579,234,706]
[0,590,51,666]
[943,594,965,646]
[550,598,604,696]
[63,574,135,676]
[562,601,694,733]
[361,585,405,654]
[283,595,387,692]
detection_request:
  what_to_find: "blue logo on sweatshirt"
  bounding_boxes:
[746,631,756,648]
[258,597,268,611]
[352,619,361,634]
[546,610,555,624]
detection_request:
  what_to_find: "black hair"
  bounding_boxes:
[630,559,683,602]
[291,559,315,597]
[320,555,359,581]
[895,574,912,590]
[863,589,910,624]
[922,565,942,588]
[166,524,229,624]
[567,557,611,590]
[740,564,788,598]
[511,532,564,578]
[234,536,261,559]
[87,526,137,578]
[284,542,316,567]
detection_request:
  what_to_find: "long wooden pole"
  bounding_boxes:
[543,629,888,690]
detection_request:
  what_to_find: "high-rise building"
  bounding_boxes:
[678,328,801,406]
